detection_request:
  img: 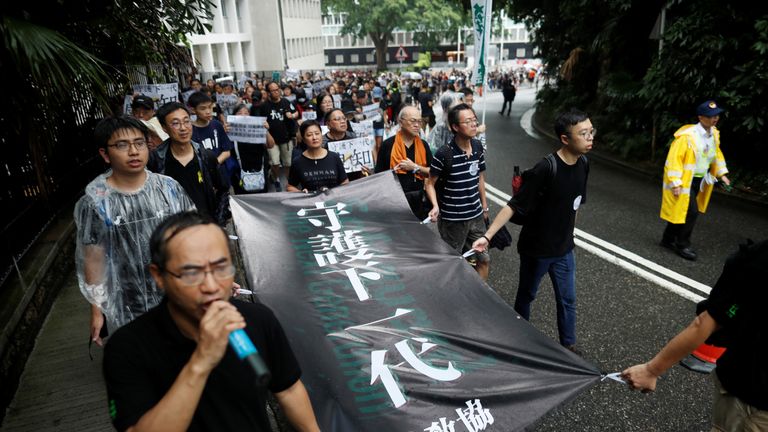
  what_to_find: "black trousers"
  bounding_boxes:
[663,176,703,248]
[501,96,514,115]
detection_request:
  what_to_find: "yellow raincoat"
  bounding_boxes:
[660,124,728,224]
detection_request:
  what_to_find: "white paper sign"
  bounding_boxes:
[321,125,330,136]
[123,95,133,115]
[332,94,342,109]
[302,111,317,121]
[350,120,374,137]
[226,115,267,144]
[132,83,179,108]
[304,86,314,101]
[182,89,196,104]
[285,94,297,103]
[363,103,382,122]
[217,94,239,115]
[327,136,375,173]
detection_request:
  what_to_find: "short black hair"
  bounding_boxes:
[93,115,148,149]
[156,102,190,127]
[187,91,212,108]
[299,120,321,137]
[324,108,344,124]
[459,87,473,97]
[554,108,590,137]
[190,78,201,85]
[149,211,225,271]
[447,103,474,132]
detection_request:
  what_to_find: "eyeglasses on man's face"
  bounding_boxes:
[169,119,192,130]
[402,118,422,125]
[164,263,236,286]
[459,118,479,126]
[107,139,148,152]
[573,128,597,139]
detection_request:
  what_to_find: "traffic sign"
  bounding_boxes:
[395,45,408,62]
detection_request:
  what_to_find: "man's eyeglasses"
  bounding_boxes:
[169,119,192,130]
[164,264,236,286]
[459,119,479,126]
[574,128,597,139]
[107,139,148,152]
[402,118,422,125]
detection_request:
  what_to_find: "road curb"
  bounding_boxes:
[530,109,768,213]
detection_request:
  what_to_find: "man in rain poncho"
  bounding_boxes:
[75,116,195,346]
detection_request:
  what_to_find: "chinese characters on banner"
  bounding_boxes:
[226,115,267,144]
[229,173,601,431]
[327,137,375,173]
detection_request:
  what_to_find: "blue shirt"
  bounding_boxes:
[430,139,486,221]
[192,119,238,178]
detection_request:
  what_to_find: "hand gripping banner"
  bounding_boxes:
[231,172,601,432]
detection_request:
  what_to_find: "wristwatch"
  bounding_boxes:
[412,167,420,174]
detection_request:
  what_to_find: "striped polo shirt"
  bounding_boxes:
[430,139,486,221]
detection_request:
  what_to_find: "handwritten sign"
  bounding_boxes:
[217,94,239,115]
[132,83,179,108]
[327,136,375,173]
[350,120,374,137]
[363,103,381,122]
[227,115,267,144]
[332,94,342,109]
[302,111,317,121]
[313,80,332,96]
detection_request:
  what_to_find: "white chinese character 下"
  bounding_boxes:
[424,418,455,432]
[455,399,493,432]
[371,337,462,408]
[297,202,349,232]
[310,230,381,301]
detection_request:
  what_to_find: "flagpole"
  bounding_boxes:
[481,0,493,126]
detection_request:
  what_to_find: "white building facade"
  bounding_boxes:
[187,0,324,78]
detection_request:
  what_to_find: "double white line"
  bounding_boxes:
[483,183,710,302]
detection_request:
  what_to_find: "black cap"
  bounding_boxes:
[131,95,154,110]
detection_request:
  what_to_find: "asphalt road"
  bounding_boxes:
[472,87,768,431]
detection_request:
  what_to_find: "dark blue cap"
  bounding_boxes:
[697,100,724,117]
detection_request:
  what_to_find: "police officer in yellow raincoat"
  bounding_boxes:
[660,100,730,261]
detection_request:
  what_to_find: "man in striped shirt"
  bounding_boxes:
[426,103,490,280]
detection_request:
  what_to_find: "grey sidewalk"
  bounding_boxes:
[1,277,111,431]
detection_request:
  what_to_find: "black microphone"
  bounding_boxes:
[229,329,271,386]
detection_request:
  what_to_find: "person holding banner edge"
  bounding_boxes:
[287,121,348,193]
[103,211,320,431]
[472,109,592,352]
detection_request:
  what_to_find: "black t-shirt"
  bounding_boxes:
[418,92,434,116]
[257,98,296,144]
[164,152,211,217]
[288,151,347,192]
[103,299,302,432]
[508,152,588,257]
[235,142,266,172]
[705,241,768,410]
[374,136,433,193]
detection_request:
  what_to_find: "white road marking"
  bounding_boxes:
[483,185,709,302]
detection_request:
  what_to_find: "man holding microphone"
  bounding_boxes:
[103,211,319,431]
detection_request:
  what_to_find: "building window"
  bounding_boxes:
[351,54,359,63]
[325,54,329,64]
[336,54,344,63]
[386,52,390,62]
[366,52,374,63]
[413,52,419,61]
[516,48,526,58]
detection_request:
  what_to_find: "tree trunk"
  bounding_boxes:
[371,32,390,72]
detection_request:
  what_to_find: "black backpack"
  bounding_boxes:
[510,153,588,225]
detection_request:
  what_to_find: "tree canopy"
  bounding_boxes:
[322,0,466,71]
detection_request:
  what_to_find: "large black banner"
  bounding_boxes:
[231,172,600,432]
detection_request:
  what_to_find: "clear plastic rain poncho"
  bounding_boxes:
[74,170,194,331]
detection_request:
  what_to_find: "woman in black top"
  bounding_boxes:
[287,121,349,193]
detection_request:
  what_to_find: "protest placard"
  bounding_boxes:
[132,83,179,108]
[227,115,267,144]
[302,111,317,121]
[181,90,196,104]
[350,120,374,137]
[217,94,239,115]
[123,95,133,116]
[332,94,342,109]
[363,103,381,122]
[327,136,375,173]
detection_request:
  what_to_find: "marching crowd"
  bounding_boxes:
[73,67,765,431]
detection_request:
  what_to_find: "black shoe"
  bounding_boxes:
[660,239,676,251]
[677,247,697,261]
[499,111,504,115]
[563,344,582,356]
